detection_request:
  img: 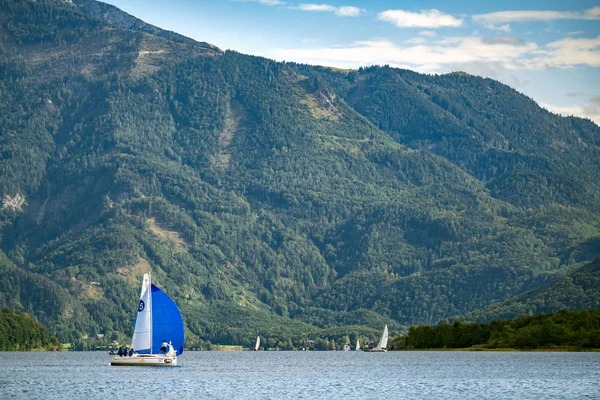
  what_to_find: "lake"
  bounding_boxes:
[1,351,599,399]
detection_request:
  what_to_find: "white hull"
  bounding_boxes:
[110,354,178,366]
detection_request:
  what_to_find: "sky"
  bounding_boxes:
[102,0,600,125]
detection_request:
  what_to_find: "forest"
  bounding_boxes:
[0,0,599,347]
[396,310,600,350]
[0,308,60,351]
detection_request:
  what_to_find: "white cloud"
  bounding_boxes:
[474,11,579,24]
[404,37,427,45]
[263,34,600,72]
[473,7,600,25]
[524,36,600,69]
[264,37,536,72]
[586,6,600,19]
[295,4,364,17]
[297,4,336,12]
[542,97,600,125]
[419,31,437,37]
[487,24,511,33]
[233,0,285,5]
[378,9,463,28]
[336,6,362,17]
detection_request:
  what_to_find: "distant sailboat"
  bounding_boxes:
[110,273,184,366]
[365,325,388,352]
[254,336,260,351]
[355,339,360,351]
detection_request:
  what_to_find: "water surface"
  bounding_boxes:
[1,351,598,399]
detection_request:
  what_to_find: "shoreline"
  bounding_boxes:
[392,347,600,352]
[3,347,600,353]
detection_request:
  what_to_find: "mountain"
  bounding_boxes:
[462,258,600,323]
[1,0,599,347]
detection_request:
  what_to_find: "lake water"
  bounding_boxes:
[1,351,599,399]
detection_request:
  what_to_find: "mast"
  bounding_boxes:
[149,271,153,354]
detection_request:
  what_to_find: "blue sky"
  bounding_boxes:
[102,0,600,124]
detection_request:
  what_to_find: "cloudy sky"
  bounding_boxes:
[103,0,600,124]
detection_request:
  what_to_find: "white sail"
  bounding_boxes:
[131,274,152,352]
[255,336,260,351]
[356,339,360,351]
[375,325,388,350]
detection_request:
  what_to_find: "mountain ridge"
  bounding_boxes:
[1,0,599,347]
[71,0,220,51]
[462,258,600,323]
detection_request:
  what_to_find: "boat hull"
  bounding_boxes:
[110,354,178,366]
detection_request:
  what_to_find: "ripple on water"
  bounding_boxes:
[0,351,599,399]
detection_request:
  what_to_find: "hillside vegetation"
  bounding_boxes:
[397,310,600,350]
[463,259,600,322]
[0,0,599,347]
[0,308,60,350]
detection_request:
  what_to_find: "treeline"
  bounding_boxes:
[396,310,600,350]
[0,308,60,351]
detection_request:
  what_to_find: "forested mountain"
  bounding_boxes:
[463,258,600,323]
[1,0,599,347]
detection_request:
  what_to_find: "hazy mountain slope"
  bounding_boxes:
[0,0,599,345]
[463,259,600,323]
[300,65,600,268]
[308,65,600,212]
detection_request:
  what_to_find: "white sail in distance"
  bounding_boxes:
[376,325,388,350]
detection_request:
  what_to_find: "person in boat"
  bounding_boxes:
[160,340,168,354]
[123,346,129,356]
[129,347,135,357]
[117,347,123,357]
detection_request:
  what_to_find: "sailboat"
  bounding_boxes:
[365,325,388,352]
[254,336,260,351]
[111,273,184,366]
[355,339,360,351]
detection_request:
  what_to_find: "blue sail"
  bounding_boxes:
[150,284,185,355]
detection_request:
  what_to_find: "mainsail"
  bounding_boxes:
[375,325,388,350]
[131,274,185,355]
[355,339,360,351]
[131,274,152,352]
[255,336,260,351]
